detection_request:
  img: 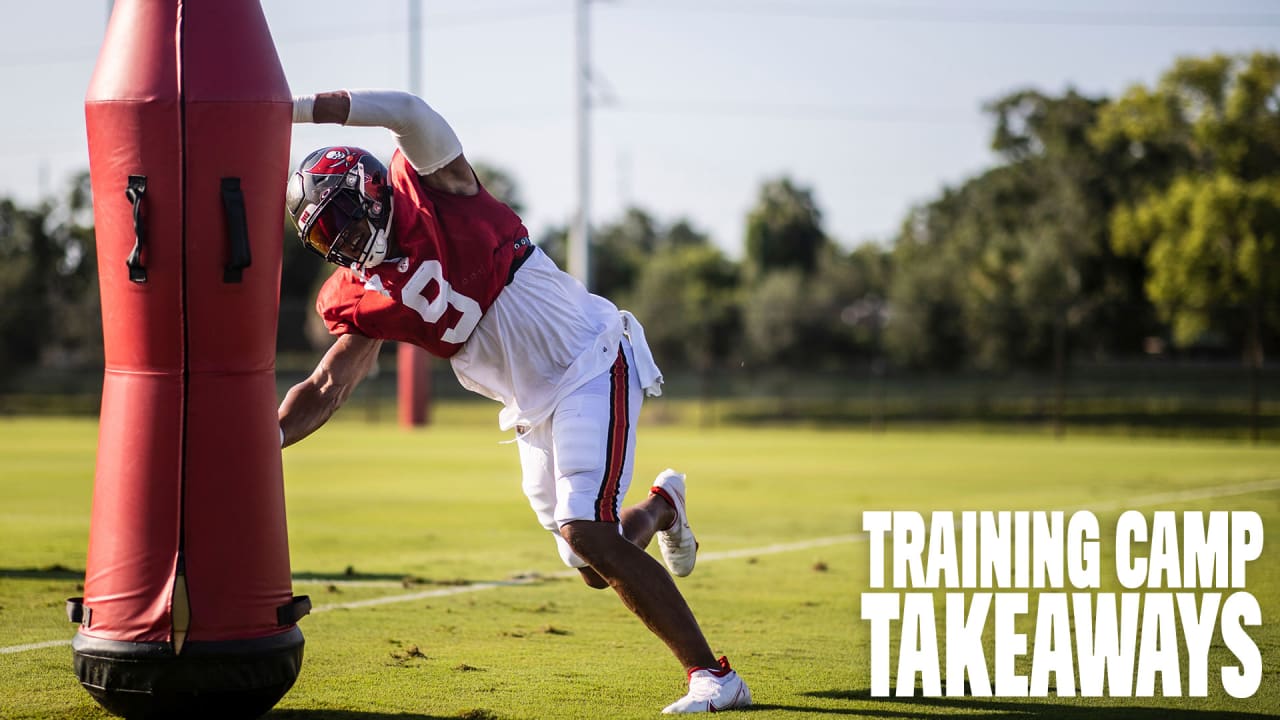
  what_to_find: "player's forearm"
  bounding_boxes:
[278,377,351,449]
[292,90,349,124]
[293,88,463,175]
[278,334,382,448]
[351,89,463,174]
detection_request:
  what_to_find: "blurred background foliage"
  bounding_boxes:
[1,52,1276,439]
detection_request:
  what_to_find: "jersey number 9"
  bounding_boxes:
[401,260,483,344]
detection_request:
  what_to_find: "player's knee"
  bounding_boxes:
[578,567,610,590]
[555,532,609,588]
[560,521,624,567]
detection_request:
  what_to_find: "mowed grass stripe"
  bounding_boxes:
[5,474,1276,657]
[0,531,868,655]
[3,419,1279,718]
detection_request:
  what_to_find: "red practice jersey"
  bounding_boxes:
[316,150,529,357]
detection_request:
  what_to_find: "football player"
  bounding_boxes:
[278,89,750,714]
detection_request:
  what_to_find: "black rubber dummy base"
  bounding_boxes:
[71,627,304,720]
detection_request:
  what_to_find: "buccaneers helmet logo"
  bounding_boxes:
[306,147,361,175]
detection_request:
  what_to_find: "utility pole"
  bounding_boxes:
[400,0,433,428]
[569,0,592,289]
[408,0,423,97]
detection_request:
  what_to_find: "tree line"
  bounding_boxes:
[1,52,1275,392]
[548,51,1279,384]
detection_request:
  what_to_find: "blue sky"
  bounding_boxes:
[6,1,1278,257]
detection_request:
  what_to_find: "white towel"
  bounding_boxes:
[619,310,664,397]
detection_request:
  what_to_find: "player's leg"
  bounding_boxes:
[517,395,629,590]
[574,490,675,588]
[563,521,749,713]
[577,465,705,585]
[620,488,677,549]
[560,520,716,667]
[547,344,712,666]
[517,419,607,587]
[550,343,750,712]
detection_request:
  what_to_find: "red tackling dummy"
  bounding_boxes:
[72,1,308,717]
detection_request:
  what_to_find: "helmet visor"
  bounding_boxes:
[301,188,374,267]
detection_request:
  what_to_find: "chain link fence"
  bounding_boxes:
[4,351,1274,442]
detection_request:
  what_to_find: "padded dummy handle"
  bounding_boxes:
[220,177,252,283]
[276,595,312,626]
[66,596,88,625]
[124,176,147,283]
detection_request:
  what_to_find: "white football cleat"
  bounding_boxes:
[663,656,752,714]
[651,469,698,577]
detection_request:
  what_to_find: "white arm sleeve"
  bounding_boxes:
[292,95,315,124]
[344,89,464,175]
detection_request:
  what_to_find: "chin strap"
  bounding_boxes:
[362,227,389,268]
[358,170,393,269]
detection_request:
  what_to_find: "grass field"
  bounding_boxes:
[1,405,1279,719]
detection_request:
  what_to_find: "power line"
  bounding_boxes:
[0,7,569,72]
[422,1,566,26]
[605,1,1280,28]
[5,2,1272,73]
[601,99,982,125]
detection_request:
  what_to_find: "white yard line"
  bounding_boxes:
[697,534,868,563]
[295,579,417,588]
[311,578,546,613]
[5,476,1277,656]
[0,639,73,655]
[1072,477,1280,513]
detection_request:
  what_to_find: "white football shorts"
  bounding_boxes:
[516,339,643,568]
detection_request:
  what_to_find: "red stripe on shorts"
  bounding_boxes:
[595,346,630,523]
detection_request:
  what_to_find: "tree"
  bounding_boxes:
[0,199,49,377]
[987,88,1165,363]
[626,242,739,376]
[1094,53,1280,352]
[739,176,855,374]
[593,207,659,300]
[821,243,892,352]
[535,223,568,269]
[885,166,1036,370]
[884,199,967,369]
[279,217,334,352]
[44,172,101,368]
[472,160,525,214]
[0,172,102,382]
[1108,176,1279,350]
[744,177,827,277]
[884,85,1167,378]
[1094,52,1280,440]
[591,207,718,302]
[741,268,805,368]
